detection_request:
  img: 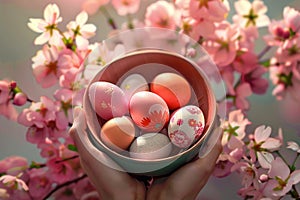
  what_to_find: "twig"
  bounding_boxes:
[42,174,87,200]
[258,46,271,59]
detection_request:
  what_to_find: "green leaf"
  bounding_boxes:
[29,161,43,169]
[260,59,271,68]
[67,144,78,152]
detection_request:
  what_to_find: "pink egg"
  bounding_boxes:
[168,105,205,148]
[150,73,191,110]
[89,81,128,120]
[129,91,169,132]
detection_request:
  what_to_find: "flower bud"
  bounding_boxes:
[13,93,27,106]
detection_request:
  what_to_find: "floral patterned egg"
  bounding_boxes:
[89,81,128,120]
[129,91,169,132]
[168,105,205,148]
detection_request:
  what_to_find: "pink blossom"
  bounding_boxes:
[0,174,28,191]
[264,20,291,46]
[263,157,300,197]
[221,109,251,150]
[27,4,62,45]
[31,45,60,88]
[276,37,300,65]
[46,158,77,184]
[233,51,258,74]
[18,96,58,128]
[13,93,27,106]
[28,168,52,199]
[286,141,300,153]
[234,83,252,110]
[112,0,140,16]
[244,66,269,95]
[66,11,96,49]
[82,0,110,15]
[203,22,240,67]
[213,160,234,178]
[249,125,282,169]
[189,0,228,22]
[283,6,300,34]
[145,1,176,29]
[233,0,270,27]
[0,156,28,176]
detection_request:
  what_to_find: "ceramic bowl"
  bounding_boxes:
[83,49,218,176]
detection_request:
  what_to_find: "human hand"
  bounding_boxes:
[69,107,146,200]
[69,107,222,200]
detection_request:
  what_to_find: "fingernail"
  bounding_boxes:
[198,127,222,158]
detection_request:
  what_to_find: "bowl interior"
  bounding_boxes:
[83,49,216,162]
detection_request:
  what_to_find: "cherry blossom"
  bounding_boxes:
[264,157,300,197]
[287,141,300,153]
[111,0,140,16]
[189,0,228,23]
[27,4,62,45]
[234,82,252,110]
[28,168,52,199]
[31,45,60,88]
[0,174,28,191]
[145,0,176,29]
[248,125,282,169]
[233,0,270,28]
[66,11,97,49]
[203,22,240,67]
[82,0,110,15]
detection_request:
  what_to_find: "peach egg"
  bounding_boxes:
[100,116,137,151]
[150,72,191,110]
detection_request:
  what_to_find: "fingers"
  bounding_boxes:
[69,107,146,199]
[151,129,223,200]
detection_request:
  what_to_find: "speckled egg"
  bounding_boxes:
[120,74,149,101]
[101,116,137,151]
[150,73,191,110]
[129,133,173,160]
[129,91,169,132]
[168,105,205,148]
[89,81,128,120]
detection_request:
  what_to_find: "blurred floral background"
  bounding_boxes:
[0,0,300,199]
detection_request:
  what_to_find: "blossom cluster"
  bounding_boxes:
[0,0,300,199]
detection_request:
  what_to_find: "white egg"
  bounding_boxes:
[129,133,172,160]
[168,105,205,148]
[120,74,149,101]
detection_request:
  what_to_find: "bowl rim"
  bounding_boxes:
[83,48,217,163]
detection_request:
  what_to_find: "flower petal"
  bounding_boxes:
[254,125,271,143]
[269,157,290,179]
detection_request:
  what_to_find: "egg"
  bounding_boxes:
[89,81,128,120]
[101,116,137,151]
[168,105,205,148]
[120,74,149,101]
[129,91,169,132]
[150,72,191,110]
[129,133,172,160]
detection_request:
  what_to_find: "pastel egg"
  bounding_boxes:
[168,105,205,148]
[150,73,191,110]
[120,74,149,101]
[101,116,137,151]
[129,133,172,160]
[89,81,128,120]
[129,91,169,132]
